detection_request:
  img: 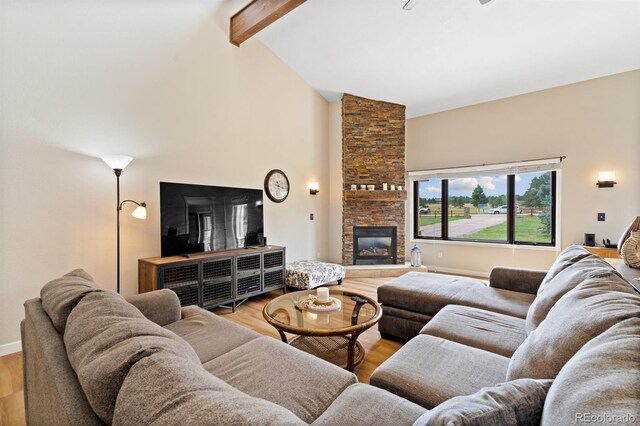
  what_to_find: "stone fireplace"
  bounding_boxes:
[342,94,406,265]
[353,226,397,265]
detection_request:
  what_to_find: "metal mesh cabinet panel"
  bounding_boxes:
[202,280,233,307]
[173,284,199,306]
[202,258,233,307]
[237,274,261,296]
[263,251,284,269]
[263,270,284,290]
[160,263,198,289]
[203,258,232,280]
[236,253,262,297]
[237,254,261,271]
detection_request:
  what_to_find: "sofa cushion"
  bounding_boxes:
[378,305,434,341]
[40,269,102,334]
[312,383,427,426]
[370,334,510,409]
[113,352,305,426]
[541,318,640,425]
[203,336,357,423]
[64,291,200,424]
[413,379,553,426]
[420,305,527,357]
[379,271,535,319]
[538,245,593,289]
[125,289,182,326]
[526,256,616,333]
[508,273,640,380]
[164,305,260,363]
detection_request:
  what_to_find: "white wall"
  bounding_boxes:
[328,100,343,263]
[407,70,640,275]
[0,2,329,346]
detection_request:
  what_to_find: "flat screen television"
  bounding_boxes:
[160,182,264,257]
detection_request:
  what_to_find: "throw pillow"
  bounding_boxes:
[508,273,640,380]
[40,269,102,333]
[65,290,200,424]
[541,318,640,426]
[537,245,593,290]
[412,379,553,426]
[525,256,616,333]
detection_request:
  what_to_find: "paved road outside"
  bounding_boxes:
[419,214,508,238]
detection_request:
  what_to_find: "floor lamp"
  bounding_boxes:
[101,155,147,293]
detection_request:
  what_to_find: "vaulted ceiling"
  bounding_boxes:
[247,0,640,118]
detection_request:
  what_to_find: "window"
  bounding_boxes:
[412,159,559,246]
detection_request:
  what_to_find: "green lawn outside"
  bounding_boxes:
[462,216,551,243]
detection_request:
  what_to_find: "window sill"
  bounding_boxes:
[409,238,559,251]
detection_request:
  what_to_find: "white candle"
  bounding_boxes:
[317,287,329,303]
[383,183,388,190]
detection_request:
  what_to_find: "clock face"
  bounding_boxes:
[264,169,290,203]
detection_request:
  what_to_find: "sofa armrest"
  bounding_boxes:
[489,267,547,295]
[125,289,182,326]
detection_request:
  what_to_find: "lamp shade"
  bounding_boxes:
[597,171,616,182]
[101,155,133,170]
[131,204,147,219]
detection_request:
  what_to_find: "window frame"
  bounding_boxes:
[412,170,558,247]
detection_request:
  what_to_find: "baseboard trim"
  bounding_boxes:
[0,340,22,356]
[426,265,489,280]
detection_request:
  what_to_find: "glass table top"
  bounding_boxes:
[264,289,380,333]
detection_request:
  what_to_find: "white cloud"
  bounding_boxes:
[479,176,496,191]
[449,178,478,192]
[420,185,441,196]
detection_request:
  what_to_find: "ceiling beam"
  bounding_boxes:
[230,0,306,47]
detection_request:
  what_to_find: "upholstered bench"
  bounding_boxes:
[286,260,346,290]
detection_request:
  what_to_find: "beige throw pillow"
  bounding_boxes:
[64,291,200,424]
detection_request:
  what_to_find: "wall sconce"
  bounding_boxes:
[596,171,617,188]
[101,155,147,293]
[309,182,319,195]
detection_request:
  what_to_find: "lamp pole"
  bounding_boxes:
[101,155,145,294]
[115,168,123,294]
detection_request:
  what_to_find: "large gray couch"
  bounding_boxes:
[22,270,426,425]
[370,245,640,424]
[22,245,640,425]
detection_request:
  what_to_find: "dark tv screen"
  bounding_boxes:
[160,182,264,257]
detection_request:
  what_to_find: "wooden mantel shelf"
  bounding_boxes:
[344,190,407,202]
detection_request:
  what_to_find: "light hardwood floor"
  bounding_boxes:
[0,277,401,426]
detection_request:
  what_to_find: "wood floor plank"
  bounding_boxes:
[0,276,400,425]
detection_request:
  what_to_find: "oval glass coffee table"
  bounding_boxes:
[263,289,382,372]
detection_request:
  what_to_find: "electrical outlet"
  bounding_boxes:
[310,213,314,220]
[438,252,443,259]
[597,213,605,222]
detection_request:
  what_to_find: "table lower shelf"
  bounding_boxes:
[289,335,364,370]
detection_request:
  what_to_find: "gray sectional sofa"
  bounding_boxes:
[372,245,640,424]
[22,270,426,425]
[22,245,640,425]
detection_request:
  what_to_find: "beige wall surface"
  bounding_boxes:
[407,70,640,275]
[0,2,329,346]
[328,101,343,263]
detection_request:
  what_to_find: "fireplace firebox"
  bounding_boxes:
[353,226,397,265]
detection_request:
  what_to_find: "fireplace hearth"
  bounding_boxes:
[353,226,397,265]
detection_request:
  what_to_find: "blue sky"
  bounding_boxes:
[419,172,544,198]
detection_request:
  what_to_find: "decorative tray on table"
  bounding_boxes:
[295,295,342,312]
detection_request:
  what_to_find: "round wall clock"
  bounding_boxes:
[264,169,290,203]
